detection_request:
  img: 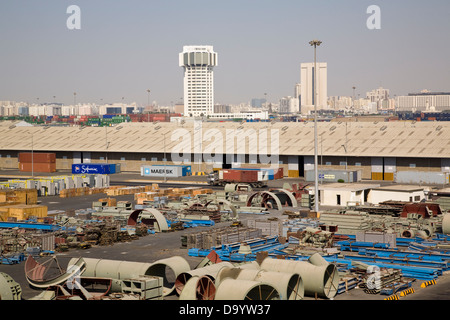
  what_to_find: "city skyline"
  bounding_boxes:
[0,1,449,106]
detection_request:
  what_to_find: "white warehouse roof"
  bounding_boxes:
[0,120,449,158]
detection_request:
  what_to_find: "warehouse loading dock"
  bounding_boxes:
[1,121,450,186]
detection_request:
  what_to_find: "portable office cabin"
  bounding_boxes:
[316,183,379,207]
[367,185,426,205]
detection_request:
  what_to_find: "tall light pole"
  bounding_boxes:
[309,39,322,213]
[162,132,168,183]
[31,131,34,179]
[147,89,151,122]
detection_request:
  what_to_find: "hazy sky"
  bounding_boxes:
[0,0,449,106]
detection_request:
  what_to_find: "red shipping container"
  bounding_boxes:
[19,152,56,163]
[20,162,56,173]
[222,170,259,183]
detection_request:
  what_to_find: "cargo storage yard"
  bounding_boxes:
[1,166,450,303]
[1,2,450,313]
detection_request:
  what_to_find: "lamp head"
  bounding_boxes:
[309,40,322,47]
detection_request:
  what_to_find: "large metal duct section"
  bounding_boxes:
[26,256,87,289]
[259,254,339,299]
[215,279,280,300]
[127,209,169,232]
[0,272,22,300]
[145,256,191,296]
[215,199,238,220]
[246,191,282,210]
[175,262,234,296]
[271,189,298,207]
[215,267,304,300]
[68,256,190,296]
[178,276,216,300]
[442,213,450,234]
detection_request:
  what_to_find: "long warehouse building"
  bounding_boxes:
[0,120,449,183]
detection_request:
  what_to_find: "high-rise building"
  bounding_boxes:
[179,45,218,117]
[300,62,327,114]
[366,87,390,110]
[396,91,450,112]
[279,96,299,113]
[251,98,267,108]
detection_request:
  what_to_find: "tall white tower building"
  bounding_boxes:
[300,62,327,114]
[179,45,218,117]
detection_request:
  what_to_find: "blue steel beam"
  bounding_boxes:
[0,222,61,231]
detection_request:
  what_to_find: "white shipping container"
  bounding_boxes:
[141,165,183,178]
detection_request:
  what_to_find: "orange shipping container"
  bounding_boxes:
[19,162,56,173]
[19,152,56,163]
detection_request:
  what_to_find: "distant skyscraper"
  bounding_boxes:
[251,98,267,108]
[366,87,390,110]
[300,62,327,114]
[179,45,218,117]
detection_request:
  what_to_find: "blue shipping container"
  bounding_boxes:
[72,163,111,174]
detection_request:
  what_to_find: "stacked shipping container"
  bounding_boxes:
[19,153,56,173]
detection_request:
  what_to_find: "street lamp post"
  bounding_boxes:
[147,89,151,122]
[309,39,322,213]
[163,132,168,183]
[31,132,34,179]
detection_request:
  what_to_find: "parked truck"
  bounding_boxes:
[208,169,264,188]
[208,168,283,188]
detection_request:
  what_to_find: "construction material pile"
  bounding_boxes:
[3,175,109,197]
[183,226,263,250]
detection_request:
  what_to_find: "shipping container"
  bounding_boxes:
[221,169,259,183]
[72,163,111,174]
[232,167,284,180]
[141,165,191,178]
[305,169,362,183]
[395,171,449,185]
[20,162,56,173]
[19,152,56,163]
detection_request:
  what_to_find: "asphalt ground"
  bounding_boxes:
[0,169,449,304]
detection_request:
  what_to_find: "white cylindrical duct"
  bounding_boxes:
[401,229,416,238]
[0,272,22,300]
[68,257,154,292]
[215,279,280,300]
[260,256,339,299]
[146,256,191,296]
[256,270,304,300]
[68,256,191,296]
[175,262,233,295]
[178,275,216,300]
[215,267,303,300]
[442,213,450,234]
